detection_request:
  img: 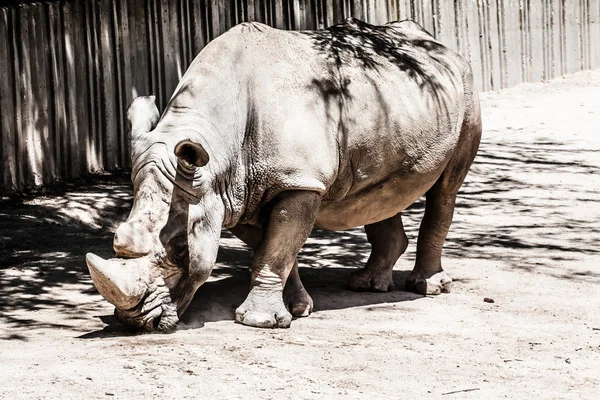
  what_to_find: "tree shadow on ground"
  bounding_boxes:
[438,136,600,278]
[0,175,133,339]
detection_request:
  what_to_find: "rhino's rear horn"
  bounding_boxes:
[175,140,210,168]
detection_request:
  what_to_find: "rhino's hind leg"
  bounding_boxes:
[284,260,314,317]
[228,225,313,318]
[348,213,408,292]
[235,191,321,328]
[407,87,481,295]
[405,181,457,295]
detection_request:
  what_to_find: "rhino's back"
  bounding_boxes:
[228,20,470,228]
[196,20,472,228]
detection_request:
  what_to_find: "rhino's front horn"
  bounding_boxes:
[86,253,149,310]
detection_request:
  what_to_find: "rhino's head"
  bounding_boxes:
[86,96,224,332]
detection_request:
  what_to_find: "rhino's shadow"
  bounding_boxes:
[179,244,422,329]
[78,228,423,338]
[81,265,420,338]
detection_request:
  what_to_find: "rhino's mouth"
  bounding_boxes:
[115,283,179,332]
[86,253,181,332]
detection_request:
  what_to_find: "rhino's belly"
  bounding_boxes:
[315,172,437,231]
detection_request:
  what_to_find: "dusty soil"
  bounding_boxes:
[1,70,599,399]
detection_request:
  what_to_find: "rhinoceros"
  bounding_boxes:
[85,18,481,331]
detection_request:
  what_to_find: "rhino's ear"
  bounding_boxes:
[127,95,160,137]
[175,140,210,168]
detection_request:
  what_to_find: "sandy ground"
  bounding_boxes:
[1,70,600,399]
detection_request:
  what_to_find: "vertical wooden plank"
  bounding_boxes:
[313,0,324,28]
[527,0,545,83]
[183,0,194,65]
[98,0,118,170]
[395,0,409,21]
[548,0,560,79]
[152,0,167,109]
[273,0,285,28]
[476,0,493,91]
[558,0,568,75]
[17,6,35,187]
[518,0,531,83]
[161,0,179,101]
[463,0,484,91]
[589,0,600,69]
[431,0,440,38]
[436,0,455,51]
[580,0,590,70]
[0,8,5,190]
[494,0,508,88]
[453,0,467,60]
[541,0,551,80]
[349,0,362,21]
[230,0,237,25]
[70,1,91,175]
[47,3,67,181]
[12,8,24,188]
[115,0,131,167]
[388,0,399,21]
[565,0,581,75]
[293,0,303,30]
[267,0,275,26]
[62,1,82,177]
[191,0,207,55]
[502,0,522,87]
[83,0,100,172]
[0,7,17,190]
[210,0,220,39]
[296,0,316,30]
[363,0,372,23]
[420,0,434,34]
[126,0,139,97]
[330,0,341,24]
[107,0,123,168]
[413,0,424,25]
[23,5,41,187]
[31,5,53,185]
[219,0,231,33]
[246,0,255,22]
[485,0,503,90]
[255,0,265,23]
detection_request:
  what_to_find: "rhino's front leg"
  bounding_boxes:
[235,191,321,328]
[229,224,314,317]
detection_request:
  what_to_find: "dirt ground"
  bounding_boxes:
[1,70,599,399]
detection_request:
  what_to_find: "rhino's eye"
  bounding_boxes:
[166,235,188,263]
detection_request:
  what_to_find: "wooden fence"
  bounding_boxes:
[1,0,599,191]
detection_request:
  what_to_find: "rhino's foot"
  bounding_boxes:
[348,268,394,292]
[284,287,313,317]
[406,271,452,295]
[235,287,292,329]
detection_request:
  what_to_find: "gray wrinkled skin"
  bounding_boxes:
[86,18,482,331]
